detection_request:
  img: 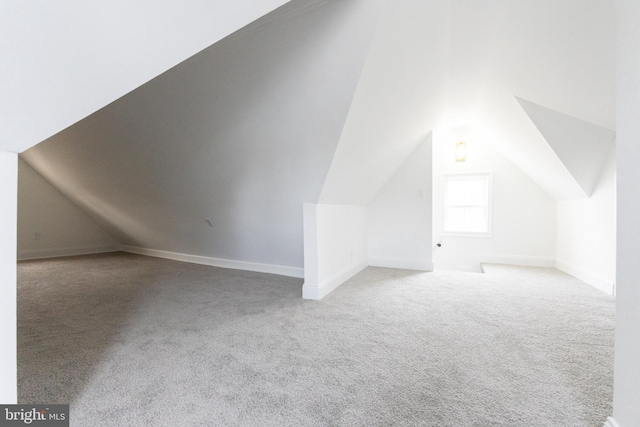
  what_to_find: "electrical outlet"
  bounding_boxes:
[33,231,41,241]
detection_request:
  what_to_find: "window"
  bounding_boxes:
[443,173,491,236]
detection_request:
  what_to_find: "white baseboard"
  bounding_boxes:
[120,245,304,279]
[603,416,620,427]
[368,258,434,271]
[556,258,615,296]
[18,245,120,261]
[302,260,367,300]
[476,254,556,268]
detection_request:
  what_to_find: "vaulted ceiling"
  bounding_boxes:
[6,0,616,269]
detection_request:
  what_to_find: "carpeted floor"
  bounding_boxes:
[17,253,614,426]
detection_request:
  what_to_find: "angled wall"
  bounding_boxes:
[319,0,449,205]
[22,0,377,275]
[475,89,588,201]
[517,97,615,198]
[445,0,615,202]
[305,0,448,297]
[368,136,432,270]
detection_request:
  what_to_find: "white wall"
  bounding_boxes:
[556,148,616,295]
[303,204,368,299]
[613,1,640,425]
[319,0,449,205]
[432,128,556,272]
[18,158,118,260]
[0,152,17,404]
[368,137,433,270]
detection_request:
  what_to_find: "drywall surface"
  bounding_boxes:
[517,97,615,198]
[319,0,448,205]
[18,159,118,260]
[446,0,614,130]
[432,128,556,272]
[368,137,432,270]
[613,0,640,424]
[556,148,616,295]
[22,0,377,272]
[473,89,589,201]
[0,0,291,152]
[0,152,17,403]
[303,204,367,299]
[445,0,615,202]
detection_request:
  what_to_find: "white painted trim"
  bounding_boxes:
[0,152,17,404]
[603,417,620,427]
[18,245,120,261]
[476,254,556,268]
[556,258,615,296]
[120,245,304,278]
[368,258,434,271]
[302,260,367,300]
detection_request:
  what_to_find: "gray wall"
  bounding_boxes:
[17,159,118,260]
[22,0,377,270]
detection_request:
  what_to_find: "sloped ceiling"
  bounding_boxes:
[0,0,291,153]
[471,87,590,201]
[321,0,615,205]
[16,0,616,269]
[443,0,615,200]
[318,0,449,205]
[444,0,614,129]
[21,0,378,268]
[517,97,615,197]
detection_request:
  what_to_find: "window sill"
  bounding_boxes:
[442,231,492,238]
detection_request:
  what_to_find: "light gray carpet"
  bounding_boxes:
[17,253,614,426]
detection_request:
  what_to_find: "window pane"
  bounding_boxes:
[443,174,490,234]
[446,181,466,205]
[444,207,465,231]
[464,182,484,205]
[447,190,465,206]
[463,207,486,232]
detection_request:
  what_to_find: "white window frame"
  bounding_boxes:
[442,172,492,237]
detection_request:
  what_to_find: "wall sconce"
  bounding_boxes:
[455,141,466,162]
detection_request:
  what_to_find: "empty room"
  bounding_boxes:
[2,1,640,426]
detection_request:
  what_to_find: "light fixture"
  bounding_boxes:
[455,141,466,162]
